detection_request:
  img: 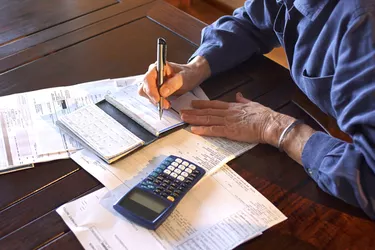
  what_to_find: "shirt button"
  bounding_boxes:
[307,168,313,175]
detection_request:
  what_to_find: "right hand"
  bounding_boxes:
[138,56,211,109]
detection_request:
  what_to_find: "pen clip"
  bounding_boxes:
[157,38,167,67]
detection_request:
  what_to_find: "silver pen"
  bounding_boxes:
[156,38,167,120]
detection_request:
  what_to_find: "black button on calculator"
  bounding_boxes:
[113,155,206,230]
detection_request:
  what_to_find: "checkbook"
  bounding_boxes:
[57,84,202,164]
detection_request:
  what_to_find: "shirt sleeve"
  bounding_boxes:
[190,0,281,75]
[302,10,375,219]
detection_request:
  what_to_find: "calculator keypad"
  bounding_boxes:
[140,156,204,201]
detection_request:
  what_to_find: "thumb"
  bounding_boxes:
[236,92,251,104]
[160,73,183,97]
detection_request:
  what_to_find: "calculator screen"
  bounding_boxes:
[127,189,167,214]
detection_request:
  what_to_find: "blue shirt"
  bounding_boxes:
[191,0,375,218]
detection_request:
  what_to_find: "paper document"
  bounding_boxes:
[71,129,255,190]
[105,84,184,136]
[57,164,286,250]
[0,79,122,171]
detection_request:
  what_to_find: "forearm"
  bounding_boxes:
[264,113,315,164]
[187,56,211,87]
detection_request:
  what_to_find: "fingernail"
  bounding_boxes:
[237,92,243,98]
[161,88,170,97]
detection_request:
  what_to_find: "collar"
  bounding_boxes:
[293,0,331,21]
[277,0,331,21]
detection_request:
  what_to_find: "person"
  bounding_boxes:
[139,0,375,218]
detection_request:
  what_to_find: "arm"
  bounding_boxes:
[190,0,281,76]
[283,10,375,218]
[181,9,375,219]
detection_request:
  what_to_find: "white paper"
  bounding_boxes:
[113,74,144,88]
[57,163,286,250]
[0,79,122,170]
[106,84,184,136]
[71,129,256,189]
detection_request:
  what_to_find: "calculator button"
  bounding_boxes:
[182,161,189,166]
[187,177,194,181]
[185,180,192,185]
[163,179,171,184]
[163,169,171,175]
[155,168,163,173]
[145,181,154,185]
[170,173,178,178]
[175,190,182,195]
[181,172,189,177]
[175,158,182,163]
[162,193,168,198]
[184,168,192,174]
[165,190,172,195]
[178,165,185,170]
[178,186,184,191]
[193,170,200,174]
[150,173,158,177]
[157,176,164,181]
[154,189,161,194]
[172,193,179,198]
[147,177,154,181]
[171,162,179,167]
[177,176,185,181]
[161,183,168,188]
[160,164,167,170]
[167,186,174,191]
[171,183,178,188]
[167,166,175,171]
[191,174,197,178]
[154,180,161,185]
[147,185,155,190]
[164,159,172,165]
[141,184,147,189]
[181,183,187,188]
[167,196,175,202]
[173,169,182,174]
[188,164,196,170]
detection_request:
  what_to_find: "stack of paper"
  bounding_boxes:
[57,127,286,249]
[0,76,141,174]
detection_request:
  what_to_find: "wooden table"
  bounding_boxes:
[0,1,374,249]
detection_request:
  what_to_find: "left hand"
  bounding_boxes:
[180,92,282,144]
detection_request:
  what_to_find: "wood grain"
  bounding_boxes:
[0,0,118,46]
[0,1,374,249]
[0,0,154,60]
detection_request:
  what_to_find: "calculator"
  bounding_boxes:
[113,155,206,230]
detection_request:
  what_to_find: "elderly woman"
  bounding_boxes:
[139,0,375,218]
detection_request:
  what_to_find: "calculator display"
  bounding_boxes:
[127,190,167,214]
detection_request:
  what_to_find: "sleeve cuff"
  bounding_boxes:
[302,131,342,182]
[188,44,221,76]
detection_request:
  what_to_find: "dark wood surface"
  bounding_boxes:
[0,1,374,249]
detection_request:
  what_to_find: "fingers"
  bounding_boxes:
[236,92,251,104]
[160,73,183,97]
[138,77,170,108]
[181,113,225,126]
[180,108,228,117]
[191,100,230,109]
[191,126,226,137]
[141,64,160,103]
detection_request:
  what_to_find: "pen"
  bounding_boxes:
[156,38,167,120]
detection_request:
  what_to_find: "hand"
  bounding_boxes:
[180,92,284,145]
[138,56,211,109]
